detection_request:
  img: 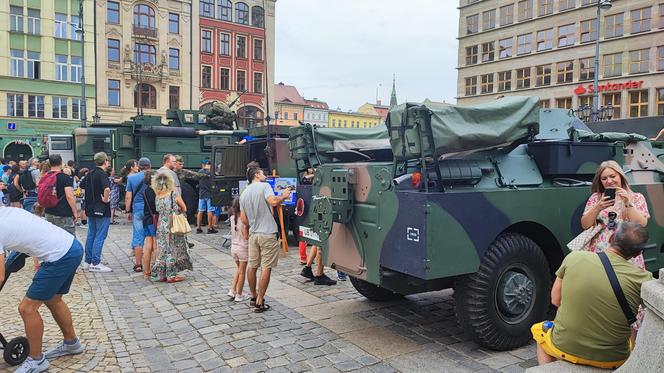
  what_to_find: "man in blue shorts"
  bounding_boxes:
[125,157,151,272]
[196,161,218,234]
[0,206,85,373]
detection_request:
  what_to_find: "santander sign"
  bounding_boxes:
[573,80,644,95]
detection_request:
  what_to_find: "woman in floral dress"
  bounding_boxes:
[151,172,193,283]
[581,160,650,268]
[580,160,650,335]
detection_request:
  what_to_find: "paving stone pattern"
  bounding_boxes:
[0,222,539,372]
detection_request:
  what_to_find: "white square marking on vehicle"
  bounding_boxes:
[407,227,420,242]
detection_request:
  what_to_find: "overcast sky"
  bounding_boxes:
[274,0,459,111]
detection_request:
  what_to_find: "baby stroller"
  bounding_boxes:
[0,251,30,366]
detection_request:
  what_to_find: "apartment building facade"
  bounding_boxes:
[0,0,95,161]
[95,0,198,123]
[457,0,664,119]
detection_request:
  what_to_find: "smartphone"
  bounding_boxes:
[604,188,616,201]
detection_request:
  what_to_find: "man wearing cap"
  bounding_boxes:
[82,152,112,273]
[195,160,217,234]
[125,157,151,272]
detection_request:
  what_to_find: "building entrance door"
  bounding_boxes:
[4,142,33,162]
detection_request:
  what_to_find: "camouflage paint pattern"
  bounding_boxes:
[301,135,664,293]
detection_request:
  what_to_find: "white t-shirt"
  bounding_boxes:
[0,206,74,262]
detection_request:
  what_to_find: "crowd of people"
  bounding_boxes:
[0,154,657,372]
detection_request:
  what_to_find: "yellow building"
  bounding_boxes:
[274,82,305,126]
[328,110,381,128]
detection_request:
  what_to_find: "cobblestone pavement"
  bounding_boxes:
[1,222,538,372]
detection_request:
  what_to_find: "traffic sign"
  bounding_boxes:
[8,122,16,130]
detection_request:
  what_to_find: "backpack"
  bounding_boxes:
[19,170,36,191]
[37,171,63,208]
[7,174,22,201]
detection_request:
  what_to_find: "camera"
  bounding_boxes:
[607,211,618,230]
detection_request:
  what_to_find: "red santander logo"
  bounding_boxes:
[574,85,587,95]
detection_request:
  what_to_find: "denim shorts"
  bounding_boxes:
[144,223,156,237]
[132,210,146,247]
[27,240,83,301]
[198,198,213,212]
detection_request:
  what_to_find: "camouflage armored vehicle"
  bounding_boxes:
[298,96,664,350]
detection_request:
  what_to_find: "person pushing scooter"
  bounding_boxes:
[0,205,85,373]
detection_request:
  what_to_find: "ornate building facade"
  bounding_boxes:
[198,0,276,129]
[94,0,198,123]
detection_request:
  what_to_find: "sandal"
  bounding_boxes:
[250,297,256,307]
[254,303,271,313]
[133,264,143,273]
[167,275,186,283]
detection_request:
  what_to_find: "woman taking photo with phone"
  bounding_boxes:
[581,160,649,269]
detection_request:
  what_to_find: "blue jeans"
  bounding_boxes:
[85,217,110,265]
[23,192,37,213]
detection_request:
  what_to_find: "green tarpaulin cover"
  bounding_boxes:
[289,124,389,166]
[387,96,540,160]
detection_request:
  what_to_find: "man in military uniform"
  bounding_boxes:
[173,155,206,183]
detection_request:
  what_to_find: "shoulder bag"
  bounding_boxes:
[169,191,191,236]
[567,221,603,251]
[597,252,637,325]
[142,188,158,228]
[89,169,108,217]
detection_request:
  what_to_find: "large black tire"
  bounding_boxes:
[4,336,29,366]
[350,276,403,301]
[454,233,551,351]
[180,182,198,223]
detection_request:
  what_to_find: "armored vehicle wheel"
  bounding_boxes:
[454,233,551,351]
[181,182,198,223]
[350,276,402,301]
[4,336,29,366]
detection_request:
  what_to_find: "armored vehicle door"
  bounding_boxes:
[111,127,135,174]
[211,144,250,207]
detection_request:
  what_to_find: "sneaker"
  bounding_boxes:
[44,339,85,359]
[234,294,249,302]
[337,272,347,281]
[227,290,235,300]
[196,228,203,234]
[79,224,88,229]
[82,262,90,271]
[208,228,218,234]
[89,264,113,273]
[188,242,195,249]
[300,266,315,280]
[14,355,49,373]
[314,274,337,286]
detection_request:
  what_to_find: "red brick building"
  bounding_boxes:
[198,0,275,128]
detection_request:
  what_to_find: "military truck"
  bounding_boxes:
[298,96,664,351]
[54,108,248,219]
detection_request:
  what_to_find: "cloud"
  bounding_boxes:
[274,0,459,111]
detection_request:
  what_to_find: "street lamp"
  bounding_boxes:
[75,1,87,128]
[592,0,612,122]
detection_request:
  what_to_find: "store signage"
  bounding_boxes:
[573,80,644,95]
[7,122,16,130]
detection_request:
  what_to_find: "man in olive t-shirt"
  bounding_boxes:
[535,222,653,367]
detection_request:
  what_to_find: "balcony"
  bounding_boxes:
[133,26,157,38]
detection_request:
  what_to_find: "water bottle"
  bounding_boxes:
[542,321,554,332]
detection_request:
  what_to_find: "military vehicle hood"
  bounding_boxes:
[387,96,540,159]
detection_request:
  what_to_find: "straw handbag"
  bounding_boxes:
[169,192,191,236]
